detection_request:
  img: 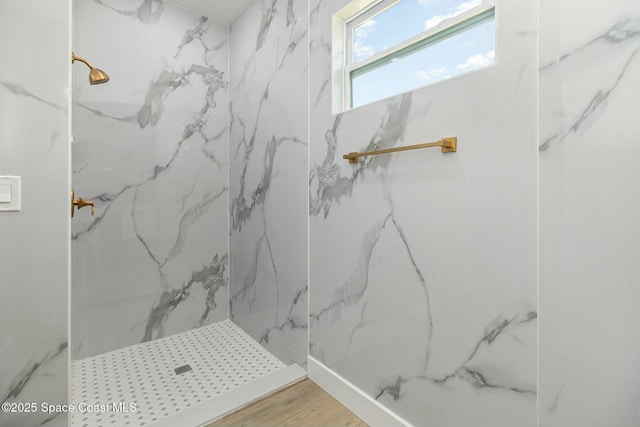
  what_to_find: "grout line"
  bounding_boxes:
[306,0,312,366]
[227,20,232,324]
[535,0,541,424]
[67,0,74,412]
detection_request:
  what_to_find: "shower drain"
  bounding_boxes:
[174,364,192,375]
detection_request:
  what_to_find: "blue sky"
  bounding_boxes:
[351,0,495,107]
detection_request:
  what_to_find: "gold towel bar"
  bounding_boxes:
[343,137,457,164]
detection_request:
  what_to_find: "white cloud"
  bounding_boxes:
[353,20,378,61]
[354,19,377,39]
[430,66,448,77]
[456,50,495,71]
[353,42,376,61]
[415,70,431,81]
[414,66,449,82]
[424,0,482,30]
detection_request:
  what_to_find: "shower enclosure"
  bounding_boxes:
[69,1,306,426]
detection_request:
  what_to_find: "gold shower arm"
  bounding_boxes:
[342,137,457,164]
[71,52,94,69]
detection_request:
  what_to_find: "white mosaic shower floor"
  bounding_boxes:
[71,320,303,427]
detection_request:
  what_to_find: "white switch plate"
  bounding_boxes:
[0,176,21,211]
[0,184,10,203]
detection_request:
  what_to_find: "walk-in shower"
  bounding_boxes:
[3,0,640,425]
[69,1,305,426]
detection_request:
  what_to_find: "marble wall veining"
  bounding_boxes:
[229,0,309,367]
[0,1,70,426]
[72,0,229,359]
[309,0,538,425]
[539,1,640,426]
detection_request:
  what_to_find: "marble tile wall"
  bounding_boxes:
[3,1,637,425]
[539,1,640,426]
[229,0,309,367]
[72,0,229,359]
[309,0,538,426]
[0,2,70,426]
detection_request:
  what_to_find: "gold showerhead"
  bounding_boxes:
[72,52,110,85]
[88,67,109,85]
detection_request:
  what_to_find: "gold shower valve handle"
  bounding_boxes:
[73,198,95,215]
[71,189,95,217]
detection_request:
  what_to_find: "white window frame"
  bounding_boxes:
[334,0,496,112]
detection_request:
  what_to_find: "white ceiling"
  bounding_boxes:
[164,0,254,24]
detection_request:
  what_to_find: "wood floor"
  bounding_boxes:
[206,378,368,427]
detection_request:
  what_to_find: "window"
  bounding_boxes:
[333,0,496,111]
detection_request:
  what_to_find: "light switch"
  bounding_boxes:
[0,176,20,211]
[0,184,10,203]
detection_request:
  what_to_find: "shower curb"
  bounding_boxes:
[153,363,306,427]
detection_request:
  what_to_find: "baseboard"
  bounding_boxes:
[307,356,411,427]
[152,364,307,427]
